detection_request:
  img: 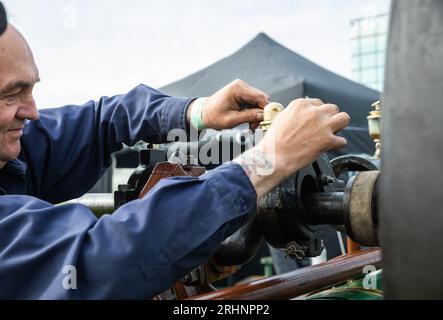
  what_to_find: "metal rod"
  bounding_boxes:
[190,248,381,300]
[63,193,114,216]
[305,192,345,225]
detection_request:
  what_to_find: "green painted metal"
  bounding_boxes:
[306,269,383,300]
[260,256,274,277]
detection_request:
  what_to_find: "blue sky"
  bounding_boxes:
[3,0,390,107]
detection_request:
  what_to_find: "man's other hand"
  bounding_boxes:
[261,98,350,180]
[233,98,350,198]
[187,79,269,130]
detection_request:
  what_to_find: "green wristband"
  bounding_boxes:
[190,98,207,131]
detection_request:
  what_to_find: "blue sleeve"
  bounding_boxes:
[0,163,256,299]
[20,84,193,203]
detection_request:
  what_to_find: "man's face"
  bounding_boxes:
[0,24,39,167]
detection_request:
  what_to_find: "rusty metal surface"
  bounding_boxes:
[190,248,382,300]
[346,238,361,253]
[138,162,205,198]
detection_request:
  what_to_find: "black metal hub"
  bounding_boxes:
[257,154,345,259]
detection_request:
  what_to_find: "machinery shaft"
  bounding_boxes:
[305,171,380,247]
[305,192,345,225]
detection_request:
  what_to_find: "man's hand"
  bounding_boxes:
[233,98,350,198]
[187,79,269,130]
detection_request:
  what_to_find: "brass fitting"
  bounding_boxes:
[367,100,382,159]
[260,102,284,133]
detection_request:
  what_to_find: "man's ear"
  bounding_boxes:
[0,2,7,36]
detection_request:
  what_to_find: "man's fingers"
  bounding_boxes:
[306,98,324,106]
[329,112,350,133]
[331,136,348,149]
[250,122,260,131]
[233,80,270,109]
[318,103,339,116]
[228,108,263,127]
[239,79,271,101]
[288,98,323,110]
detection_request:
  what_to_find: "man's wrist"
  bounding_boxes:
[232,145,282,198]
[187,97,208,130]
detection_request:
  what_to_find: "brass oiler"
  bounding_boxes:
[367,100,382,159]
[260,102,284,133]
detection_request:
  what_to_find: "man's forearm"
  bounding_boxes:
[232,145,286,198]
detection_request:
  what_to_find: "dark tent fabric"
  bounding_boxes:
[161,32,379,158]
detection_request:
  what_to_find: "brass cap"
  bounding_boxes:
[260,102,284,131]
[367,100,381,119]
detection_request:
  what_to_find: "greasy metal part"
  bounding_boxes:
[331,154,379,178]
[64,193,114,216]
[344,171,379,247]
[293,169,380,250]
[367,100,382,159]
[257,154,344,259]
[303,171,380,247]
[381,0,443,299]
[259,102,284,132]
[190,248,382,300]
[212,214,264,266]
[181,216,263,288]
[305,192,345,225]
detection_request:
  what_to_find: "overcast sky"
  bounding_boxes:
[3,0,390,108]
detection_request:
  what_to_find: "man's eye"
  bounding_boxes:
[5,94,19,103]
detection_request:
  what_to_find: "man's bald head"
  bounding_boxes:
[0,24,40,99]
[0,23,39,169]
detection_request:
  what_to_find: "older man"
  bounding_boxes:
[0,10,349,298]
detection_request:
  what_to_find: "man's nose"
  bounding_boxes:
[16,95,39,121]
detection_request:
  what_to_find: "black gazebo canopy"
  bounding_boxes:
[161,32,379,157]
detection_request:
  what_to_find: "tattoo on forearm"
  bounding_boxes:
[234,149,274,178]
